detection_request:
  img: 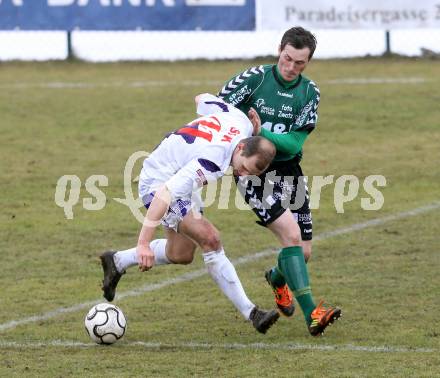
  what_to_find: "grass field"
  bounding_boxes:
[1,57,439,377]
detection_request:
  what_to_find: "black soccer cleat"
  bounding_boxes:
[100,251,125,302]
[249,306,280,334]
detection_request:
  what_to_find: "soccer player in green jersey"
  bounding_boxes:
[218,27,341,336]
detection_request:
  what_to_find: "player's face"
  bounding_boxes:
[277,44,311,81]
[232,153,264,177]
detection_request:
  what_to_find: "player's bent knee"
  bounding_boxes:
[200,229,221,252]
[280,232,302,247]
[290,234,303,246]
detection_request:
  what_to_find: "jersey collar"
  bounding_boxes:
[273,65,302,89]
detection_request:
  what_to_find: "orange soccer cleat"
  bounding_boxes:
[265,269,295,317]
[308,300,341,336]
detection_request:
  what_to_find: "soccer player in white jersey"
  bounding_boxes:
[100,94,279,334]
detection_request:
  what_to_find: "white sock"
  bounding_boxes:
[114,247,137,273]
[114,239,169,273]
[150,239,170,265]
[203,249,255,319]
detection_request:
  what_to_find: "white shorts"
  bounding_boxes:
[138,177,203,232]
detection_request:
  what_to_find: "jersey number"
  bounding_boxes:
[178,116,221,142]
[262,121,290,134]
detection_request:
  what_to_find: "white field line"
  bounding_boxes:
[0,201,439,333]
[0,77,428,90]
[0,340,436,354]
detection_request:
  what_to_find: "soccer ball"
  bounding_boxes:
[84,303,127,344]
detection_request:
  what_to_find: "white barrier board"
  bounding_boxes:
[257,0,440,30]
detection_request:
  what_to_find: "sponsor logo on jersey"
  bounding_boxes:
[195,169,208,187]
[278,111,293,119]
[277,104,294,119]
[229,85,251,106]
[254,98,275,115]
[277,91,293,98]
[255,98,265,108]
[260,105,275,116]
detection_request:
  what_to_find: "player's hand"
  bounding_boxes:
[137,244,155,272]
[248,107,261,135]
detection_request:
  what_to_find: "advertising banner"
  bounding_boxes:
[257,0,440,29]
[0,0,254,31]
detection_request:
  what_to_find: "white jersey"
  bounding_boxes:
[138,94,253,230]
[140,93,252,199]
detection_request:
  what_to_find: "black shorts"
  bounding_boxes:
[235,159,312,241]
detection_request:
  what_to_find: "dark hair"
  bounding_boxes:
[280,27,317,60]
[240,136,275,171]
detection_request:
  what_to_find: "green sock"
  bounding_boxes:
[278,246,316,325]
[268,266,286,287]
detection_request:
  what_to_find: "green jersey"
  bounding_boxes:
[218,64,320,162]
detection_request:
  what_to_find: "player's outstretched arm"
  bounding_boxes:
[259,128,309,155]
[137,185,171,272]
